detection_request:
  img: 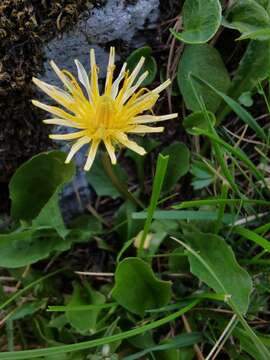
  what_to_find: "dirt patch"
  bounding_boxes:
[0,1,101,183]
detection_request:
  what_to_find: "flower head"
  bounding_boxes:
[32,47,177,170]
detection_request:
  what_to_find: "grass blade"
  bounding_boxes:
[0,300,199,359]
[191,73,267,141]
[173,199,270,209]
[233,227,270,252]
[139,153,169,253]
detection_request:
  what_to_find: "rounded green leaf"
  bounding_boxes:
[224,0,270,39]
[229,40,270,101]
[0,229,71,268]
[178,44,231,112]
[112,258,172,316]
[238,92,253,107]
[183,231,253,315]
[168,248,189,273]
[183,111,216,135]
[161,142,190,192]
[171,0,222,44]
[127,46,157,86]
[10,151,75,221]
[66,283,105,334]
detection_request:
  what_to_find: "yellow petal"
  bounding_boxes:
[122,71,149,104]
[43,118,82,128]
[49,130,86,140]
[75,59,92,101]
[90,49,100,102]
[133,113,178,124]
[32,100,75,120]
[114,132,146,155]
[50,60,73,91]
[111,62,127,99]
[33,77,73,102]
[152,79,171,94]
[65,136,90,163]
[84,140,100,171]
[105,47,115,96]
[127,57,145,87]
[128,125,164,133]
[104,138,117,164]
[121,94,158,120]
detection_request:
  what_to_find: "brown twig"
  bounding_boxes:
[182,314,205,360]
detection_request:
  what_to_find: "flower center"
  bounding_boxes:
[95,95,116,129]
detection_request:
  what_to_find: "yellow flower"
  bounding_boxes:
[32,47,177,171]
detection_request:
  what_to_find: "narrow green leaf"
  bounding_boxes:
[233,227,270,252]
[133,210,236,223]
[192,127,265,182]
[0,300,199,359]
[0,268,65,311]
[123,333,202,360]
[139,153,169,252]
[173,198,270,209]
[191,73,267,140]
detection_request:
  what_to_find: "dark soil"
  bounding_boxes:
[0,0,100,183]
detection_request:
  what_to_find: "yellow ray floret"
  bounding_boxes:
[32,47,178,171]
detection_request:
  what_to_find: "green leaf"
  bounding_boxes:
[86,154,127,198]
[237,27,270,40]
[139,154,169,252]
[66,282,105,334]
[168,248,189,273]
[0,230,71,268]
[67,214,102,244]
[156,347,194,360]
[234,328,270,360]
[32,193,68,238]
[133,210,236,223]
[112,257,172,316]
[176,231,253,314]
[127,46,157,86]
[224,0,270,38]
[123,333,202,360]
[10,151,75,222]
[0,300,199,359]
[161,142,190,192]
[126,137,159,187]
[178,44,231,112]
[191,73,268,141]
[229,40,270,101]
[9,300,46,321]
[116,201,142,242]
[238,91,253,107]
[171,0,222,44]
[233,227,270,252]
[183,111,216,135]
[190,160,215,190]
[191,127,265,181]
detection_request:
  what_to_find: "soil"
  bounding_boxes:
[0,0,100,183]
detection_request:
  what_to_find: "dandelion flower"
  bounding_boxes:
[32,47,178,171]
